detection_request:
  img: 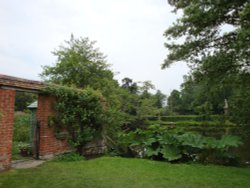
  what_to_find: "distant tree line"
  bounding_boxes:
[164,0,250,127]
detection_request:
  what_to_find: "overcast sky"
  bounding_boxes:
[0,0,189,95]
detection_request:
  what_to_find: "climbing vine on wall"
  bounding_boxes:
[43,85,106,154]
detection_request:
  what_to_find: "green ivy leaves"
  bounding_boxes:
[43,85,105,152]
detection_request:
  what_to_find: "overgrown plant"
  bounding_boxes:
[54,152,84,162]
[13,112,31,143]
[118,124,242,165]
[43,85,106,154]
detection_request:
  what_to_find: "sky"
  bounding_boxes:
[0,0,189,95]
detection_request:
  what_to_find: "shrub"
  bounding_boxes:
[18,142,32,156]
[145,120,229,127]
[12,141,20,159]
[117,124,242,165]
[55,152,84,162]
[43,85,106,154]
[147,115,223,122]
[13,112,31,142]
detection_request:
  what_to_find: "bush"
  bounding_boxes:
[18,142,32,156]
[13,112,31,142]
[117,124,242,165]
[55,152,84,162]
[145,120,227,127]
[12,141,20,159]
[44,85,105,154]
[147,115,223,122]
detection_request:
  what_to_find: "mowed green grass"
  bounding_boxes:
[1,157,250,188]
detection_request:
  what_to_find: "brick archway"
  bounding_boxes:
[0,74,71,171]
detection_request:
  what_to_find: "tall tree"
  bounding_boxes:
[153,90,166,109]
[167,89,182,114]
[163,0,249,70]
[41,34,119,100]
[121,77,138,94]
[40,35,125,143]
[164,0,250,125]
[138,81,155,99]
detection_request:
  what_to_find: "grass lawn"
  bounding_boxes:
[0,157,250,188]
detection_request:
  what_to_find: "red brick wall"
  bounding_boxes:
[37,95,71,159]
[0,89,15,171]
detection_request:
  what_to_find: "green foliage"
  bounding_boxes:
[160,145,181,161]
[146,121,228,127]
[11,141,21,160]
[116,79,167,132]
[40,34,119,103]
[118,125,242,165]
[136,98,159,119]
[166,75,232,116]
[216,135,242,150]
[43,85,106,153]
[163,0,249,68]
[15,92,37,111]
[12,112,33,159]
[39,34,130,146]
[164,1,250,126]
[17,142,31,150]
[131,82,163,121]
[54,152,84,162]
[121,77,138,94]
[230,80,250,126]
[13,112,31,142]
[39,34,174,149]
[17,142,32,156]
[178,132,205,149]
[147,115,223,122]
[153,90,166,109]
[167,89,182,114]
[104,108,127,144]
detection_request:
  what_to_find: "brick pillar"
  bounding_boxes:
[0,89,15,171]
[37,94,71,159]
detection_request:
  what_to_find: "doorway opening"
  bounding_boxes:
[12,91,38,161]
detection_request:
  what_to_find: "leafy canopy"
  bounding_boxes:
[163,0,250,70]
[164,1,250,125]
[40,34,118,99]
